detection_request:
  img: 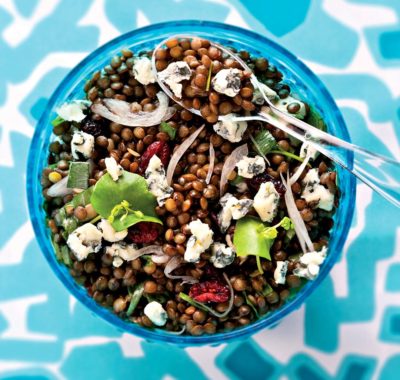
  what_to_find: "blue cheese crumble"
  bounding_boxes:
[301,169,334,211]
[144,301,167,326]
[274,261,289,285]
[236,155,265,179]
[132,57,156,85]
[210,242,235,268]
[294,247,327,280]
[67,223,103,261]
[159,61,192,98]
[56,100,88,122]
[71,131,94,160]
[253,182,280,223]
[184,220,214,263]
[105,156,123,181]
[144,155,173,207]
[97,219,127,243]
[212,68,241,97]
[105,241,139,267]
[213,113,247,143]
[218,193,253,232]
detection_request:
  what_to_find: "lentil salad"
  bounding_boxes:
[41,37,338,336]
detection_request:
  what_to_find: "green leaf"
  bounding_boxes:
[233,216,273,261]
[61,245,72,267]
[252,129,277,155]
[280,216,293,231]
[70,186,94,207]
[160,122,176,140]
[127,283,144,316]
[51,115,65,127]
[67,162,89,189]
[306,107,327,131]
[90,171,161,232]
[263,228,278,240]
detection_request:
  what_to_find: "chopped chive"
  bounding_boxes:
[51,115,65,127]
[243,291,260,319]
[268,150,305,163]
[206,62,213,92]
[127,283,144,316]
[160,121,176,140]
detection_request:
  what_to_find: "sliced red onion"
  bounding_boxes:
[164,255,198,284]
[166,125,205,185]
[47,176,73,198]
[220,144,248,196]
[206,143,215,184]
[91,92,175,127]
[281,173,314,253]
[289,149,312,186]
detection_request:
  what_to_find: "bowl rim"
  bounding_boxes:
[27,19,356,345]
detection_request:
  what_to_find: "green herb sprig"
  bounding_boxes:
[233,216,294,274]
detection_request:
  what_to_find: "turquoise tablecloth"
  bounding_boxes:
[1,1,400,379]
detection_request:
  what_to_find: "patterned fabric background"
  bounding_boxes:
[0,0,400,379]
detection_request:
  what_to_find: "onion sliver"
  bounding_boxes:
[220,144,248,196]
[206,143,215,184]
[281,173,314,253]
[164,256,198,284]
[91,92,175,127]
[166,125,205,185]
[289,147,312,185]
[123,245,164,262]
[47,176,73,198]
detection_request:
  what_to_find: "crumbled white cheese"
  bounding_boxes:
[236,156,265,179]
[105,156,123,181]
[301,168,334,211]
[106,242,139,266]
[144,155,173,206]
[275,95,307,120]
[253,182,280,222]
[112,256,124,268]
[144,301,168,326]
[159,61,192,98]
[132,57,156,85]
[56,101,88,122]
[184,220,214,263]
[213,113,247,143]
[300,142,319,161]
[252,83,279,105]
[97,219,128,242]
[274,261,289,285]
[212,68,241,97]
[218,193,253,232]
[210,242,235,268]
[71,131,94,160]
[67,223,103,261]
[294,246,327,280]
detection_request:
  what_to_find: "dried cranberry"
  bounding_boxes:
[189,280,230,304]
[128,222,159,244]
[81,118,104,137]
[138,141,170,173]
[247,171,286,197]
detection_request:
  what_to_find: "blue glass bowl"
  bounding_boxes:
[27,20,356,346]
